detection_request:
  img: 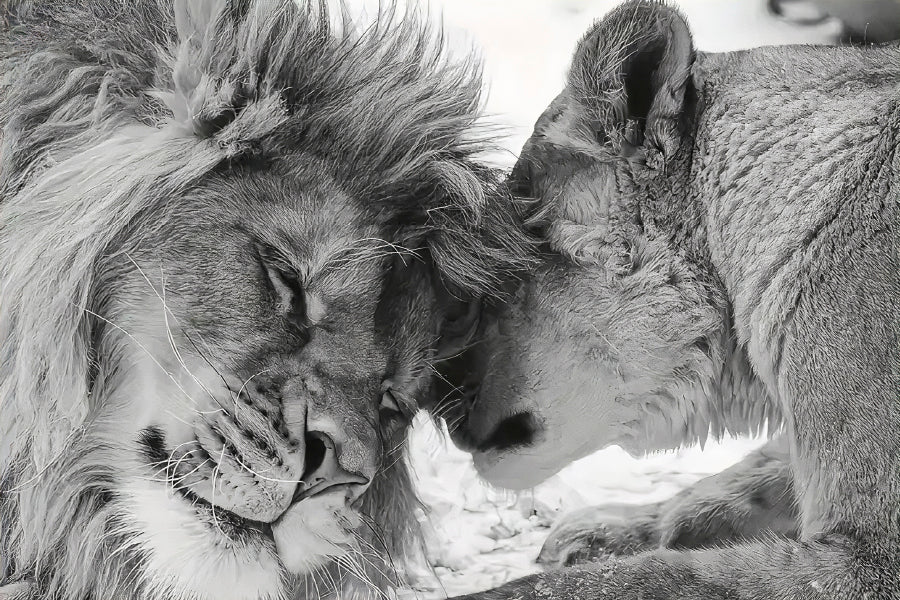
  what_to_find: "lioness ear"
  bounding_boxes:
[571,1,693,162]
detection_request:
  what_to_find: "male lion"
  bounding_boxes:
[434,1,900,598]
[0,1,528,599]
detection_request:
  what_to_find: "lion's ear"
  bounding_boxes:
[570,1,693,162]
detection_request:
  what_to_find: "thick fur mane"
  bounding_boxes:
[0,1,529,597]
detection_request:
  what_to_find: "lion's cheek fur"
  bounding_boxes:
[119,477,285,600]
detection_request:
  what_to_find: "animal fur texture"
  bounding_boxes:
[433,1,900,599]
[0,1,529,599]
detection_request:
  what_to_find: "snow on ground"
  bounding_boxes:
[348,1,841,597]
[397,418,768,599]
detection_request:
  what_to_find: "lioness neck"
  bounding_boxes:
[636,45,898,442]
[686,45,898,385]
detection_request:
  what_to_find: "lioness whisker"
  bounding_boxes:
[324,237,421,272]
[426,365,466,396]
[428,338,484,363]
[444,414,467,435]
[429,397,462,420]
[327,250,416,271]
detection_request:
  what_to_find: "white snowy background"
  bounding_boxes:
[344,1,842,598]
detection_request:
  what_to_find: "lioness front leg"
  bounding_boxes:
[538,435,798,567]
[452,536,895,600]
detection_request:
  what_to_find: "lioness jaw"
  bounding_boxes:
[438,1,899,598]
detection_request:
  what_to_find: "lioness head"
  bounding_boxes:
[434,2,781,489]
[0,1,527,598]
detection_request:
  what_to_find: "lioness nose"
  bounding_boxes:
[293,430,370,504]
[478,411,539,452]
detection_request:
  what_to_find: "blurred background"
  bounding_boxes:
[339,1,896,597]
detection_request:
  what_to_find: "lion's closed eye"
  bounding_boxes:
[257,243,311,336]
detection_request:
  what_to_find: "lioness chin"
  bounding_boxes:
[434,1,899,599]
[0,1,528,599]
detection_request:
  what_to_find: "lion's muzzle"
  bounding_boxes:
[148,373,378,529]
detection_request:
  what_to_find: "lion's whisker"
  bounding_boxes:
[357,514,412,593]
[81,307,194,403]
[125,256,220,408]
[316,561,340,597]
[336,553,389,599]
[385,436,408,458]
[352,526,402,589]
[208,446,236,542]
[379,445,409,474]
[233,369,273,407]
[227,452,306,485]
[161,409,196,430]
[181,328,234,401]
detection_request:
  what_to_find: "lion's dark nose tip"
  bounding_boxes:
[293,432,370,504]
[478,411,539,452]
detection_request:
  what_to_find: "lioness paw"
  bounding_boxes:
[537,504,660,567]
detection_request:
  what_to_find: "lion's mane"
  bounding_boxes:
[0,1,528,598]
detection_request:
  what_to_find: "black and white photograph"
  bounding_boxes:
[1,0,898,599]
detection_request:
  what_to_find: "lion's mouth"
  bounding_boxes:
[173,485,274,539]
[139,426,276,539]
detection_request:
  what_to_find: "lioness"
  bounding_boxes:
[434,1,899,598]
[0,1,527,599]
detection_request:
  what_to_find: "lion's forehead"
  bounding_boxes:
[304,233,390,293]
[231,168,392,300]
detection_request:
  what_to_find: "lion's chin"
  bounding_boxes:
[272,489,362,575]
[120,478,284,600]
[118,478,355,600]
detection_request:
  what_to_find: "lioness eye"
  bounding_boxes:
[436,298,481,360]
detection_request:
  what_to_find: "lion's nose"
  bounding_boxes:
[292,430,370,504]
